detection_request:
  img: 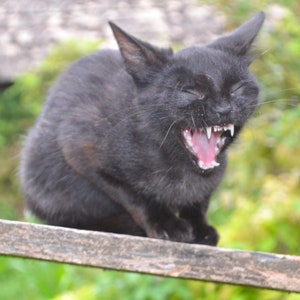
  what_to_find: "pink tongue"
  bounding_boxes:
[191,130,220,164]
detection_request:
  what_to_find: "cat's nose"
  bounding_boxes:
[215,103,232,116]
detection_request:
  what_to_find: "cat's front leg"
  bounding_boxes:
[107,194,196,243]
[101,191,196,242]
[83,171,195,243]
[180,205,219,246]
[140,203,195,243]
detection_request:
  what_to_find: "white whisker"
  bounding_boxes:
[191,114,196,129]
[160,120,177,148]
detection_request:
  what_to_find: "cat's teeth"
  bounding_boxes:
[198,160,220,170]
[229,124,234,136]
[206,126,212,140]
[212,124,234,136]
[213,126,222,132]
[183,129,194,153]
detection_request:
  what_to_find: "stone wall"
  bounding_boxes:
[0,0,225,83]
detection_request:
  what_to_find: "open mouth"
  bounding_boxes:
[182,124,234,170]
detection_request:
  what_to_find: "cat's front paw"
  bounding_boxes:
[149,217,195,243]
[193,224,219,246]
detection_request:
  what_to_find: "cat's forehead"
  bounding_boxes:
[173,46,246,85]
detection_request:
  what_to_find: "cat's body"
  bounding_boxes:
[20,12,265,245]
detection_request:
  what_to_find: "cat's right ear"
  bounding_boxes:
[109,22,173,84]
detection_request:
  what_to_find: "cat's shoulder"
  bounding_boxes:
[64,49,125,76]
[48,48,129,100]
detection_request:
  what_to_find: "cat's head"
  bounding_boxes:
[109,12,265,170]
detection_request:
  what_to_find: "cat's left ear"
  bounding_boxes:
[109,22,173,84]
[209,11,265,57]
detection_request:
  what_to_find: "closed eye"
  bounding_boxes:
[230,85,243,96]
[182,89,206,100]
[229,80,249,96]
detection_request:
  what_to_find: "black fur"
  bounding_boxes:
[20,12,265,245]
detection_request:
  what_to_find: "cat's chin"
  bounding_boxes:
[182,124,235,170]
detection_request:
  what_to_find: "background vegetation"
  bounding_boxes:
[0,1,299,299]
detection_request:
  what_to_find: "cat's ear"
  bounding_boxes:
[209,11,265,57]
[109,22,173,84]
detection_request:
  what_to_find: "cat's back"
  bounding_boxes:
[45,49,135,114]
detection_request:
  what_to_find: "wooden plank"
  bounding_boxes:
[0,219,299,292]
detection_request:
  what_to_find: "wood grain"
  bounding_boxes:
[0,219,299,292]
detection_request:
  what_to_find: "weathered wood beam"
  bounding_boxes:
[0,219,299,293]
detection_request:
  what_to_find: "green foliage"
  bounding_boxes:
[0,2,300,299]
[0,39,101,148]
[0,257,100,300]
[0,146,22,220]
[53,271,300,300]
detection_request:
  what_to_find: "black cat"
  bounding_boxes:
[20,12,265,245]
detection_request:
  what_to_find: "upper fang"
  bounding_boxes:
[206,126,212,139]
[229,124,234,136]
